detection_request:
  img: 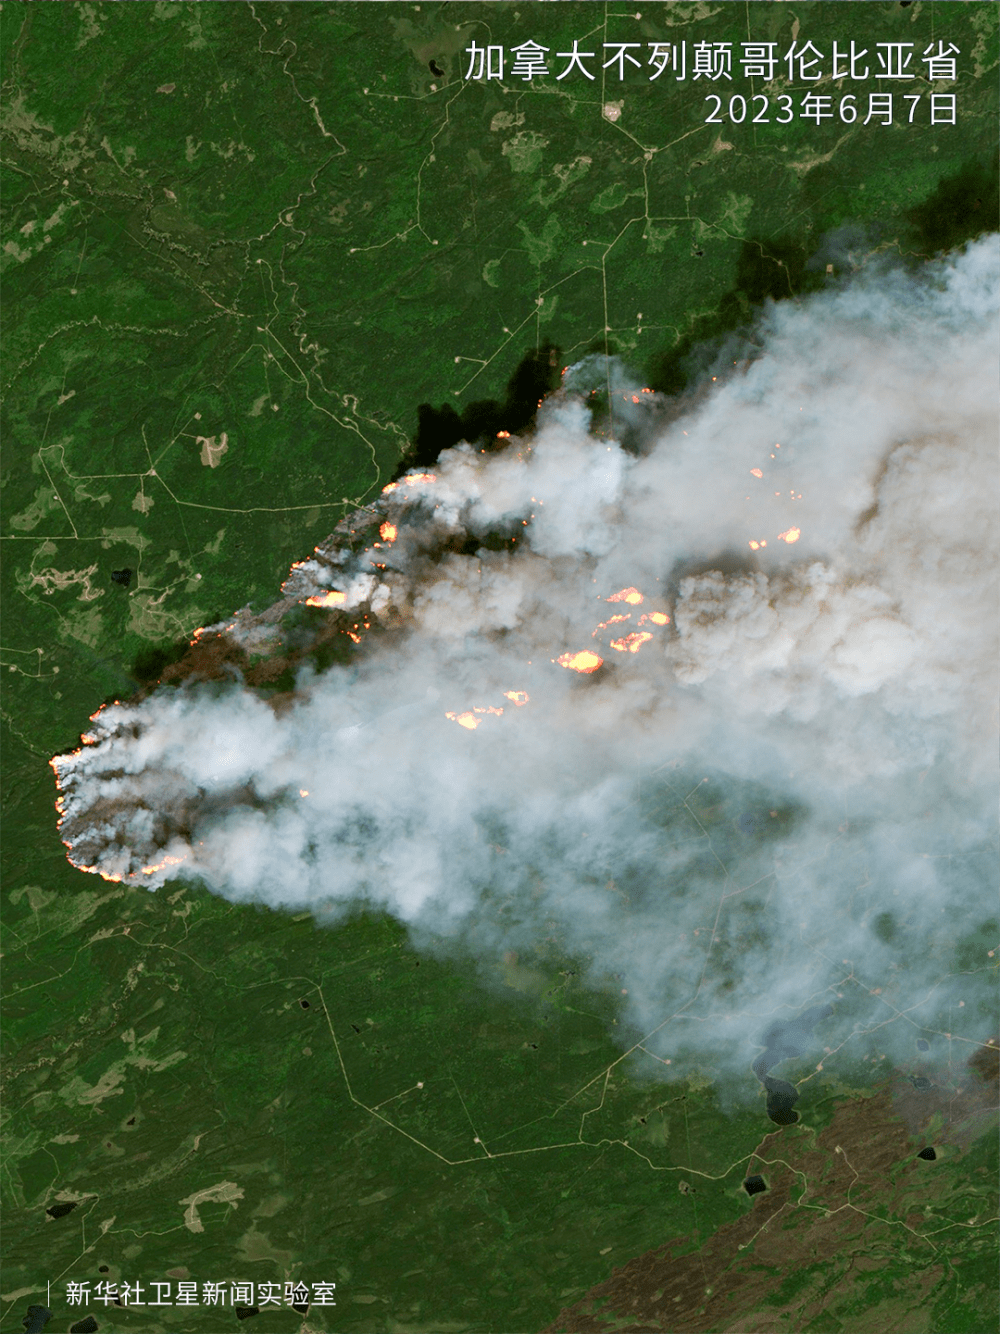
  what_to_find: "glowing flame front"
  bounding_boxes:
[381,473,437,496]
[445,702,507,731]
[778,527,801,544]
[140,853,187,877]
[557,650,603,674]
[305,590,347,608]
[379,522,397,543]
[610,632,654,654]
[50,746,193,886]
[606,587,643,605]
[592,613,631,637]
[446,711,480,730]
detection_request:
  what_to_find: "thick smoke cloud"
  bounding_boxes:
[52,238,998,1092]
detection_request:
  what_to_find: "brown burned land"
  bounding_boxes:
[132,501,508,706]
[544,1041,998,1334]
[5,4,997,1331]
[132,509,387,701]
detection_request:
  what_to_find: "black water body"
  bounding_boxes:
[110,568,132,587]
[69,1320,99,1334]
[743,1174,768,1196]
[917,1146,937,1161]
[45,1201,77,1219]
[751,1003,834,1125]
[20,1307,51,1333]
[916,1038,930,1052]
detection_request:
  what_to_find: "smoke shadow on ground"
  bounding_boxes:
[127,608,255,692]
[49,237,997,1121]
[384,164,999,490]
[130,638,195,685]
[644,154,999,400]
[907,155,1000,256]
[644,234,825,397]
[397,342,564,480]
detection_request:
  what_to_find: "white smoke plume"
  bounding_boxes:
[52,238,999,1092]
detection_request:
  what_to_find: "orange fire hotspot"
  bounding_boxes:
[381,473,437,496]
[140,853,187,877]
[445,704,506,730]
[305,590,348,608]
[606,587,643,605]
[610,632,654,654]
[557,650,603,674]
[446,711,480,730]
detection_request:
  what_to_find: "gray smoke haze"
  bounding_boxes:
[53,237,999,1090]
